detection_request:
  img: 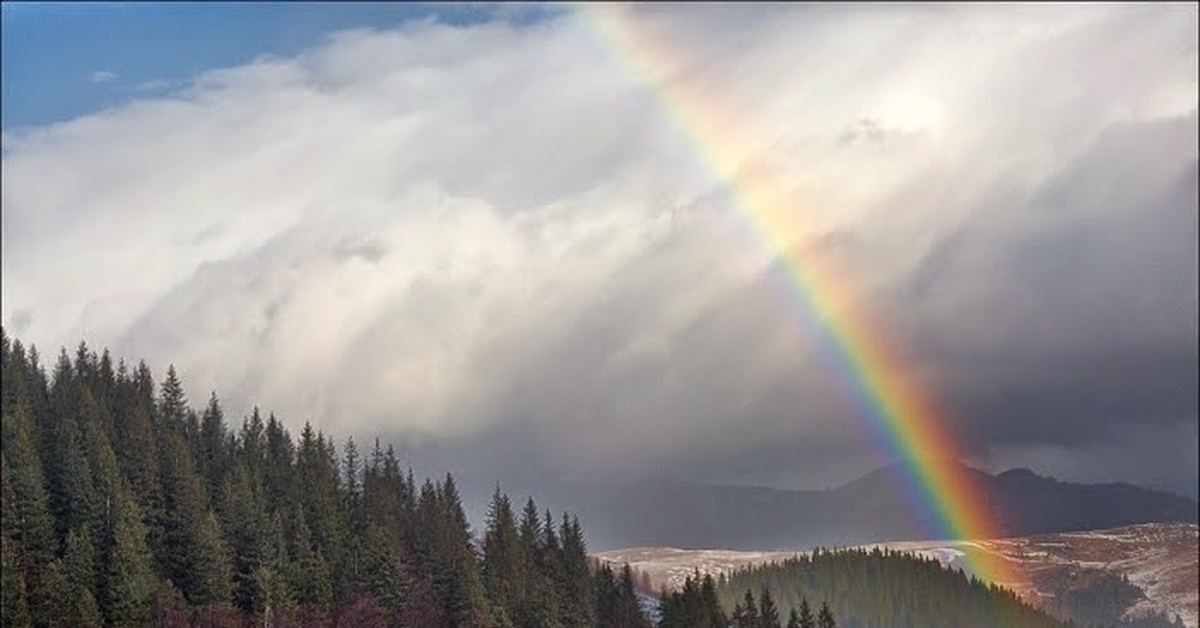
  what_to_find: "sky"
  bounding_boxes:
[2,2,1197,505]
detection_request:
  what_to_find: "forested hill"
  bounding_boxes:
[707,548,1065,628]
[0,329,649,627]
[711,548,1187,628]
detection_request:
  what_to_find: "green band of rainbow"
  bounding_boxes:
[570,3,1016,587]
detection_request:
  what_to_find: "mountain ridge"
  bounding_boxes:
[573,460,1198,551]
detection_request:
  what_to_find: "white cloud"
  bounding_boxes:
[89,70,117,84]
[2,4,1196,488]
[135,78,174,93]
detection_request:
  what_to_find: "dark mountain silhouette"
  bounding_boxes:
[574,461,1198,551]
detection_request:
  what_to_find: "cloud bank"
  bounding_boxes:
[3,4,1197,498]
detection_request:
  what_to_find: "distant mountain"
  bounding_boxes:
[573,462,1198,551]
[987,467,1199,537]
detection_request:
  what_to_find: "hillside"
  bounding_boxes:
[595,522,1199,628]
[715,547,1070,628]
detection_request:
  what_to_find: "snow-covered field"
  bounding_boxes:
[594,522,1199,627]
[595,546,805,592]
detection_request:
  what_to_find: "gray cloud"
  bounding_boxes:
[2,4,1196,503]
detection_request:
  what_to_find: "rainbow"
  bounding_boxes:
[568,4,1017,587]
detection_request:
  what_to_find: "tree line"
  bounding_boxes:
[658,570,838,628]
[0,329,649,627]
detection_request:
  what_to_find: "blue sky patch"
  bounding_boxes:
[1,2,562,131]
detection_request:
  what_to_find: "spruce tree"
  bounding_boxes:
[219,460,268,616]
[67,586,103,628]
[102,492,155,627]
[759,587,781,628]
[361,522,410,615]
[45,385,98,544]
[700,573,727,628]
[295,423,349,591]
[817,601,836,628]
[198,393,228,508]
[158,366,188,426]
[482,487,519,615]
[289,507,333,612]
[191,509,234,606]
[343,436,365,589]
[263,413,296,516]
[798,598,815,628]
[155,420,210,603]
[736,588,760,628]
[434,474,491,628]
[615,563,649,628]
[517,497,557,628]
[559,513,596,628]
[1,534,32,628]
[112,370,162,559]
[62,527,98,603]
[0,407,58,626]
[0,407,56,575]
[37,558,75,628]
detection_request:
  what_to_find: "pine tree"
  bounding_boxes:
[482,487,519,615]
[289,507,333,612]
[787,608,801,628]
[700,573,727,628]
[295,423,349,593]
[67,586,103,628]
[516,496,558,628]
[559,513,596,628]
[759,586,781,628]
[220,460,269,617]
[817,601,836,628]
[735,589,759,628]
[434,474,491,628]
[156,420,211,604]
[360,523,410,615]
[615,563,649,628]
[102,492,155,627]
[797,598,815,628]
[1,534,32,628]
[0,407,55,568]
[731,603,746,628]
[191,509,234,606]
[158,366,188,426]
[258,511,298,626]
[198,392,228,508]
[62,527,98,603]
[112,367,162,561]
[44,379,99,544]
[37,558,75,628]
[238,408,266,480]
[342,436,365,590]
[542,509,565,628]
[263,413,296,516]
[0,406,57,625]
